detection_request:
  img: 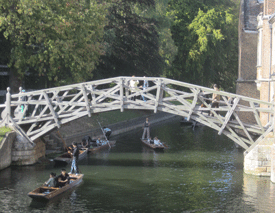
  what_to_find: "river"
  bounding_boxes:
[0,118,275,212]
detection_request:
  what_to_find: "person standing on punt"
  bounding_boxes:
[103,127,112,140]
[142,117,150,139]
[69,142,79,175]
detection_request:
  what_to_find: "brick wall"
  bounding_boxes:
[265,0,275,15]
[237,0,262,123]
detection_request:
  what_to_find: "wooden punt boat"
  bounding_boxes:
[89,140,116,153]
[140,139,165,150]
[28,174,84,200]
[54,148,88,164]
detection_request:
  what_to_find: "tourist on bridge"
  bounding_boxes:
[140,76,148,102]
[44,172,57,187]
[103,127,112,140]
[142,117,150,139]
[211,84,220,116]
[57,169,70,187]
[130,75,139,101]
[69,142,79,175]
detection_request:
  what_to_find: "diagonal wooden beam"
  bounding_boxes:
[249,101,265,133]
[43,91,60,128]
[81,84,91,117]
[154,79,162,113]
[120,78,124,112]
[218,97,240,135]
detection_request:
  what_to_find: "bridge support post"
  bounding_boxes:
[4,87,11,126]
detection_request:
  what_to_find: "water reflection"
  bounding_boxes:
[0,118,275,212]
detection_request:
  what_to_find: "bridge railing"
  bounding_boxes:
[0,76,273,151]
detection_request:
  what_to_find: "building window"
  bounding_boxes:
[257,29,263,66]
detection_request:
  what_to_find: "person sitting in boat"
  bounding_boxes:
[81,136,91,148]
[69,142,79,175]
[57,169,70,187]
[44,172,57,187]
[103,127,112,140]
[154,137,160,145]
[96,137,102,146]
[147,137,154,144]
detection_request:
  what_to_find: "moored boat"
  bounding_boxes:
[140,139,165,150]
[28,174,84,200]
[89,140,116,153]
[54,148,88,164]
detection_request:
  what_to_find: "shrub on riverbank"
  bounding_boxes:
[0,127,12,142]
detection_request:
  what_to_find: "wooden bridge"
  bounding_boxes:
[0,76,273,152]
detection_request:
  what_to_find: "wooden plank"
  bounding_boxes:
[154,79,162,113]
[249,101,264,133]
[218,97,240,135]
[31,94,43,117]
[245,124,274,154]
[43,92,60,128]
[120,78,124,112]
[81,85,91,117]
[163,78,273,106]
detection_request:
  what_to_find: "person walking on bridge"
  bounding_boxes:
[142,117,150,139]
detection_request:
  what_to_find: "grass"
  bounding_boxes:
[0,127,12,142]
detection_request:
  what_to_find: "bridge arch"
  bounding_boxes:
[0,76,273,152]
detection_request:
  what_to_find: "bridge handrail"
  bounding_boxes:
[8,76,273,107]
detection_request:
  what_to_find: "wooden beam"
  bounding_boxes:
[154,79,162,113]
[43,92,60,128]
[218,97,240,135]
[81,84,91,117]
[249,101,265,133]
[120,78,124,112]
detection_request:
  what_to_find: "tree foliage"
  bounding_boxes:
[0,0,107,84]
[94,0,164,79]
[166,0,239,92]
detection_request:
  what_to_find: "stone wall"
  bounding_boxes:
[56,112,177,146]
[0,131,16,170]
[11,135,45,166]
[244,134,274,176]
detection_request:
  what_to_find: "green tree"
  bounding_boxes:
[166,0,239,92]
[94,0,164,79]
[0,0,107,86]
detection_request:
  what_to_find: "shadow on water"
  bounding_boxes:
[0,118,274,212]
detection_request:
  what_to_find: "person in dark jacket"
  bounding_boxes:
[142,117,150,139]
[82,136,92,148]
[69,142,79,175]
[57,169,70,187]
[103,127,112,140]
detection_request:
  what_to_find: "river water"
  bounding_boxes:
[1,118,275,213]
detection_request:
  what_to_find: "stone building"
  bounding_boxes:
[237,0,263,123]
[256,0,275,125]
